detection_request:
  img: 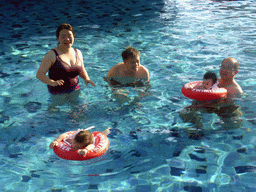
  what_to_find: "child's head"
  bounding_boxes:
[72,130,93,150]
[202,71,217,89]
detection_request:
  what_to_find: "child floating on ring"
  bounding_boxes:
[182,71,227,101]
[49,127,111,160]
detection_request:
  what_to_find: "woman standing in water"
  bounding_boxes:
[37,23,95,108]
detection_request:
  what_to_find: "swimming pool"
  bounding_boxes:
[1,0,256,191]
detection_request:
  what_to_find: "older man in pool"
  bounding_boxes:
[218,57,243,98]
[105,46,150,105]
[179,57,243,139]
[190,57,243,107]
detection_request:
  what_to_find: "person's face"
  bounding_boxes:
[219,60,236,80]
[124,56,140,73]
[202,78,214,89]
[71,139,84,151]
[57,29,74,48]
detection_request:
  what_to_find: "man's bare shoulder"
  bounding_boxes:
[233,81,243,95]
[107,63,124,78]
[139,65,148,71]
[217,79,243,98]
[114,63,125,70]
[138,65,149,79]
[225,81,243,98]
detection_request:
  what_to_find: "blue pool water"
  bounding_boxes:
[1,0,256,191]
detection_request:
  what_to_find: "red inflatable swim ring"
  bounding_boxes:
[53,131,109,161]
[181,81,227,101]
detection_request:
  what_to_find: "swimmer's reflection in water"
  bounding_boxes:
[104,77,151,106]
[179,102,243,139]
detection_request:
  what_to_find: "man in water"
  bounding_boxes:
[105,46,150,105]
[106,46,149,86]
[218,57,243,98]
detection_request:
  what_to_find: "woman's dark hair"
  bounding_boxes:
[204,71,217,84]
[56,23,75,39]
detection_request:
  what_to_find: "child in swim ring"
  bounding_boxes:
[194,71,218,90]
[49,128,111,156]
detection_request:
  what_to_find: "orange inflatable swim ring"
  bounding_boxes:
[53,131,109,161]
[182,81,227,101]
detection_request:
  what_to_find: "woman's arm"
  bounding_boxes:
[77,50,95,86]
[36,50,64,86]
